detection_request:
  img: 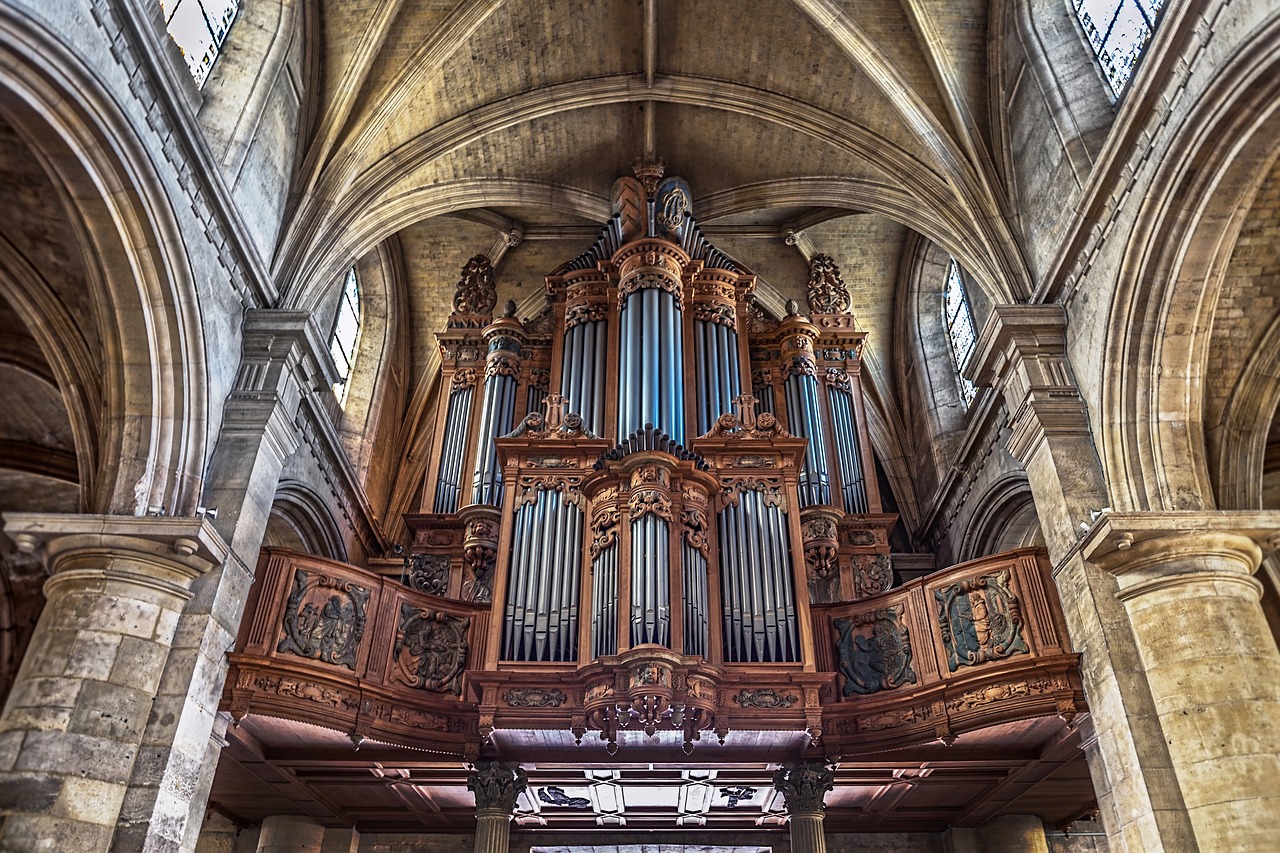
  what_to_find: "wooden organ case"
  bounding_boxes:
[226,167,1084,770]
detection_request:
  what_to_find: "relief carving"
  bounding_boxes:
[451,255,497,318]
[401,553,449,597]
[590,506,621,559]
[392,604,471,695]
[772,762,834,814]
[853,554,894,598]
[276,569,369,670]
[505,687,567,707]
[833,607,916,696]
[733,688,798,709]
[680,506,709,558]
[935,569,1030,672]
[451,368,478,391]
[806,254,852,314]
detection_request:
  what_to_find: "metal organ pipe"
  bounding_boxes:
[433,383,474,513]
[617,275,685,443]
[717,490,799,663]
[828,385,868,513]
[471,318,524,507]
[502,489,583,662]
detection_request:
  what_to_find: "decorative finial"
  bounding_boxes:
[633,154,667,195]
[786,299,801,317]
[503,299,518,318]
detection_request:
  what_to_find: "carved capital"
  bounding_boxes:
[467,761,527,813]
[772,761,834,814]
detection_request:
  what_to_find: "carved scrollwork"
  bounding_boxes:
[693,301,736,329]
[853,554,894,598]
[516,475,585,509]
[833,607,917,696]
[782,354,818,380]
[391,604,470,695]
[720,477,787,512]
[746,297,777,334]
[618,271,684,310]
[276,569,369,670]
[680,506,709,558]
[629,489,673,522]
[451,368,478,391]
[485,352,520,378]
[402,553,449,597]
[451,255,497,317]
[564,301,609,329]
[254,675,359,711]
[806,253,852,314]
[825,367,852,390]
[367,700,448,731]
[751,367,773,387]
[528,367,551,392]
[935,569,1030,672]
[590,506,620,559]
[733,688,798,709]
[505,687,568,707]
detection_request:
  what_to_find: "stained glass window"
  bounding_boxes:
[1072,0,1164,97]
[944,260,978,406]
[330,268,361,402]
[160,0,240,87]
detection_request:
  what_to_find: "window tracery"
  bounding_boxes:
[1072,0,1164,96]
[944,260,977,406]
[330,267,361,403]
[160,0,240,86]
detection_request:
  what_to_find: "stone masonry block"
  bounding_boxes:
[109,633,173,694]
[68,679,152,741]
[51,775,127,826]
[15,730,138,784]
[63,630,123,681]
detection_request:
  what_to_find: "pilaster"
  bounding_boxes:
[971,304,1196,853]
[1084,511,1280,852]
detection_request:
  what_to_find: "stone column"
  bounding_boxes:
[0,515,227,853]
[1084,513,1280,852]
[467,761,526,853]
[773,761,834,853]
[255,815,323,852]
[971,305,1196,853]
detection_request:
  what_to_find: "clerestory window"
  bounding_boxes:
[161,0,240,87]
[1072,0,1164,97]
[944,260,978,407]
[330,267,362,404]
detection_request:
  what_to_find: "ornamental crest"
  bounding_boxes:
[934,569,1029,672]
[806,254,851,314]
[276,569,369,670]
[392,604,471,694]
[833,607,916,696]
[451,254,497,317]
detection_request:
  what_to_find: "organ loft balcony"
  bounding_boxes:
[220,166,1090,833]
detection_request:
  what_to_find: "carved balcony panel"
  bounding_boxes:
[225,548,491,755]
[811,547,1083,752]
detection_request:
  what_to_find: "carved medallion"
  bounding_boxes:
[833,607,917,696]
[403,554,449,597]
[392,604,471,695]
[934,569,1029,672]
[733,688,798,709]
[276,569,369,670]
[505,687,567,707]
[852,554,894,598]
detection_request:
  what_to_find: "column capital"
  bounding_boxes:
[467,761,527,814]
[1082,510,1280,599]
[772,761,834,814]
[3,512,227,585]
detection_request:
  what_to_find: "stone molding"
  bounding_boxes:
[1082,510,1280,600]
[3,512,228,588]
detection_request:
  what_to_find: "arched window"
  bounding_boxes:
[161,0,240,86]
[330,267,361,403]
[944,260,978,406]
[1072,0,1164,96]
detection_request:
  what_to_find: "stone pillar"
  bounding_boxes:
[467,761,526,853]
[1084,513,1280,852]
[0,515,227,853]
[255,815,323,853]
[772,761,834,853]
[971,305,1195,853]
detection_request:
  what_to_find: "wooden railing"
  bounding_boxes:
[810,547,1083,751]
[224,548,491,754]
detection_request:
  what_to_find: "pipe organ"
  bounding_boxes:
[409,163,899,749]
[227,165,1085,766]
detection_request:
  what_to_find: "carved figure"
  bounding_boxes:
[538,786,592,808]
[276,569,368,670]
[392,604,471,694]
[934,569,1029,672]
[833,609,917,696]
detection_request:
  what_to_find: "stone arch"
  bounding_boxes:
[264,481,346,561]
[0,8,209,515]
[1101,12,1280,513]
[959,475,1044,562]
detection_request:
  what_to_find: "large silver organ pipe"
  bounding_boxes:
[433,374,475,513]
[828,380,868,513]
[502,488,583,661]
[616,257,685,444]
[470,316,524,506]
[561,318,607,438]
[693,316,742,435]
[626,461,674,648]
[681,538,709,657]
[717,488,798,662]
[780,315,830,508]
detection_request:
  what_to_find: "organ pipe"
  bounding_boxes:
[470,314,525,506]
[828,383,868,513]
[433,381,474,513]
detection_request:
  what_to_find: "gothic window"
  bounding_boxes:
[944,260,978,406]
[330,267,361,402]
[1072,0,1164,97]
[160,0,240,86]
